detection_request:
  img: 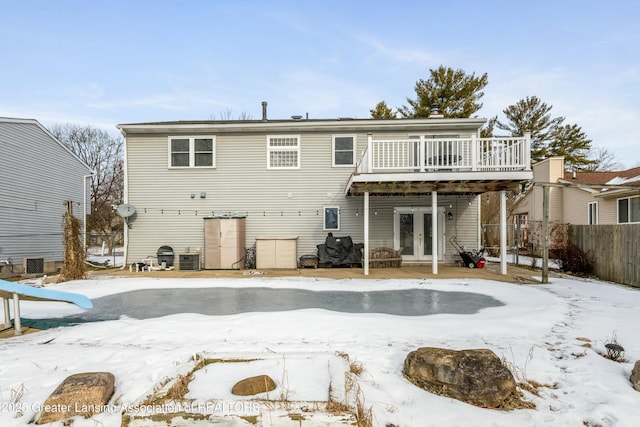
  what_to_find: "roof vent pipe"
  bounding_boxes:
[261,101,268,121]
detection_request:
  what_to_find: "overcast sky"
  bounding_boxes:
[2,0,638,167]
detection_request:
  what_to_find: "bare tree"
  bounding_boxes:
[584,146,624,171]
[50,123,124,254]
[209,109,253,120]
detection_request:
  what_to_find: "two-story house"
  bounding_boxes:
[0,117,93,277]
[117,111,532,275]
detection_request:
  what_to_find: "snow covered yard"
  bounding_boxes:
[1,275,639,426]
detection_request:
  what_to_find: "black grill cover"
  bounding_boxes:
[317,234,363,266]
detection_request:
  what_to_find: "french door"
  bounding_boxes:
[394,207,445,262]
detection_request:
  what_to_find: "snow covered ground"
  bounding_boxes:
[1,274,639,426]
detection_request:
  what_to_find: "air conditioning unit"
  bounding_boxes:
[179,254,200,271]
[24,257,44,274]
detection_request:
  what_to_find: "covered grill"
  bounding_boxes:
[156,245,175,267]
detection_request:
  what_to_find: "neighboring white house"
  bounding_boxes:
[117,112,532,274]
[0,117,93,277]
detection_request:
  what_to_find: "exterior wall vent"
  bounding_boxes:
[24,257,44,274]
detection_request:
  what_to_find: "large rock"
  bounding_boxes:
[631,361,640,392]
[36,372,115,424]
[403,347,516,408]
[231,374,276,396]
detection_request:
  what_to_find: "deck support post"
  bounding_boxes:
[542,185,550,284]
[364,192,370,276]
[432,191,438,275]
[500,190,507,275]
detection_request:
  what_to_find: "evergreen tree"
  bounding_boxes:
[548,123,596,170]
[370,101,397,119]
[497,96,598,169]
[480,116,498,138]
[398,65,488,118]
[496,96,564,162]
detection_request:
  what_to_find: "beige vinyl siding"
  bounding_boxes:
[364,194,479,262]
[124,127,483,265]
[598,198,622,224]
[562,188,601,224]
[126,131,364,262]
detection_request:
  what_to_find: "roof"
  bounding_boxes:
[562,167,640,187]
[116,117,488,135]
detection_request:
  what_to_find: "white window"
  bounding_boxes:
[617,195,640,224]
[587,202,598,225]
[168,136,215,168]
[324,206,340,231]
[267,135,300,169]
[332,135,356,166]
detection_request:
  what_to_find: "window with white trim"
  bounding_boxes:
[267,135,300,169]
[617,195,640,223]
[587,202,598,225]
[332,135,356,166]
[169,136,215,168]
[324,206,340,231]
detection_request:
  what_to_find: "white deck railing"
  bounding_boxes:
[356,133,531,174]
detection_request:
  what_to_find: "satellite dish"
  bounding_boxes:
[116,204,136,218]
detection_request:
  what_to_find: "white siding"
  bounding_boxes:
[0,119,91,267]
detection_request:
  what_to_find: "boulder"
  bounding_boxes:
[36,372,115,424]
[403,347,516,408]
[231,374,276,396]
[631,361,640,392]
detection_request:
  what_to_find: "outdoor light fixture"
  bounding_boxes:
[447,211,453,221]
[200,192,206,199]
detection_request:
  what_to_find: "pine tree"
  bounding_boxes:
[370,101,397,119]
[497,96,598,168]
[480,116,498,138]
[548,123,596,170]
[496,96,564,162]
[398,65,488,118]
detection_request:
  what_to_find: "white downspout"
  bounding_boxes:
[119,128,129,270]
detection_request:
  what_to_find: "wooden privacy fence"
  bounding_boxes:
[568,224,640,288]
